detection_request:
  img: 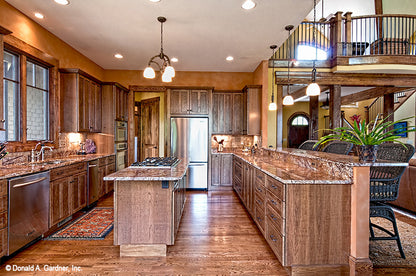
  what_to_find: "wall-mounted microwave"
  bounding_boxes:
[115,121,127,142]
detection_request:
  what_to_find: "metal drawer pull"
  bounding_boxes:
[13,177,47,188]
[256,199,262,205]
[271,184,277,189]
[270,235,277,242]
[257,187,262,192]
[271,200,277,205]
[257,217,262,221]
[270,214,277,221]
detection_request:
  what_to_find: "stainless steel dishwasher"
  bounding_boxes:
[88,160,99,207]
[8,171,50,255]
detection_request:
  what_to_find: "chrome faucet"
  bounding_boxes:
[31,142,53,162]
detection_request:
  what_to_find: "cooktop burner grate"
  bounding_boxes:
[130,157,180,168]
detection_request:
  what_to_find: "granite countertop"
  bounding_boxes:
[0,153,115,180]
[103,159,189,181]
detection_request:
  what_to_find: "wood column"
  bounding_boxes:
[383,93,394,133]
[349,166,373,275]
[344,12,353,56]
[0,26,12,131]
[309,96,319,140]
[329,85,342,129]
[276,85,283,147]
[330,11,344,58]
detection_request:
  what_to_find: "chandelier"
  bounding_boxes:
[143,16,175,82]
[306,0,321,96]
[282,25,294,106]
[268,45,278,111]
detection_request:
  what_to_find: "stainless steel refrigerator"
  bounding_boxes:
[171,117,208,189]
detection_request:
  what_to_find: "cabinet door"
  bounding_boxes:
[105,163,116,193]
[98,167,106,197]
[190,90,209,115]
[50,178,71,227]
[122,90,129,121]
[223,94,233,134]
[78,76,90,132]
[170,90,189,115]
[212,93,233,134]
[212,93,220,133]
[220,154,233,186]
[232,93,244,134]
[211,154,221,187]
[91,82,102,132]
[71,172,87,213]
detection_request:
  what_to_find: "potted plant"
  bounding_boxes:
[316,114,416,162]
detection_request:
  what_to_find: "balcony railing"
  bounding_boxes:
[273,13,416,61]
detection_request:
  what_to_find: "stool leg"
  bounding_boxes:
[391,215,406,259]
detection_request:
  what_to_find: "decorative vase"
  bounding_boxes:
[356,145,379,162]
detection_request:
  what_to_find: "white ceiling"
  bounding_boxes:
[5,0,316,72]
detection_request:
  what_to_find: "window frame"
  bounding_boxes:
[3,49,20,141]
[2,35,59,152]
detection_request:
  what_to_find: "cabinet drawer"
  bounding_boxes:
[107,155,116,164]
[234,157,243,168]
[266,217,284,263]
[233,165,242,182]
[267,176,285,201]
[0,180,6,197]
[255,170,266,186]
[0,196,7,213]
[254,182,266,197]
[254,190,265,212]
[50,162,87,181]
[0,212,7,229]
[254,205,265,234]
[267,202,285,235]
[99,157,108,166]
[266,193,285,219]
[0,227,7,257]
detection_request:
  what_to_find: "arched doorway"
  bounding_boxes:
[287,112,310,148]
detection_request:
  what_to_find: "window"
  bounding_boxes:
[3,51,20,141]
[291,115,309,126]
[26,61,49,140]
[297,44,328,60]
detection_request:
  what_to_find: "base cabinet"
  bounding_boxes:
[0,180,8,257]
[211,154,232,189]
[233,156,351,267]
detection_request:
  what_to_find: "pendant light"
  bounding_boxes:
[283,25,294,106]
[143,16,175,82]
[306,0,321,96]
[268,45,278,111]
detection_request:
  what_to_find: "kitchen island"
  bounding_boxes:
[104,159,188,257]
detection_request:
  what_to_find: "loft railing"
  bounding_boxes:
[273,13,416,61]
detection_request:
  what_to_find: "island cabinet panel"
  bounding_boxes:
[211,154,233,189]
[232,156,351,267]
[0,179,7,257]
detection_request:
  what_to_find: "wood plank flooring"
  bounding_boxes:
[1,191,416,275]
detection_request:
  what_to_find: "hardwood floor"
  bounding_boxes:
[1,191,416,275]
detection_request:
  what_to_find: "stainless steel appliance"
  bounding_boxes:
[131,157,180,168]
[8,171,50,255]
[88,160,99,206]
[170,117,208,189]
[115,121,128,171]
[116,142,127,171]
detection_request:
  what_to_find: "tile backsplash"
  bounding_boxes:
[211,135,261,150]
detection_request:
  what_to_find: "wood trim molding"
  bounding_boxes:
[102,82,129,92]
[129,86,167,92]
[59,68,102,84]
[0,26,12,35]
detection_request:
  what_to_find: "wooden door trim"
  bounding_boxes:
[287,112,310,148]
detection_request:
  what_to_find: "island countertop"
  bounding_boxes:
[104,159,189,181]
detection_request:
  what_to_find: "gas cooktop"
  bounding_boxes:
[130,157,180,168]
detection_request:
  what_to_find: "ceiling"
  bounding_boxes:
[5,0,316,72]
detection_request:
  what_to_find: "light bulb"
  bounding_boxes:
[162,72,172,82]
[283,95,294,105]
[54,0,70,5]
[242,0,256,10]
[143,67,155,79]
[306,82,321,96]
[268,102,277,111]
[164,65,175,78]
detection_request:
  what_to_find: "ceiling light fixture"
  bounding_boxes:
[54,0,70,5]
[171,57,178,62]
[242,0,256,10]
[306,0,321,97]
[143,16,175,83]
[268,45,277,111]
[149,0,161,2]
[226,56,234,61]
[283,25,294,106]
[34,12,44,19]
[114,53,123,59]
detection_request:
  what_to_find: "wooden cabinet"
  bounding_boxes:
[243,85,262,135]
[212,91,248,135]
[60,69,102,133]
[0,179,7,257]
[99,155,116,197]
[243,162,254,215]
[50,162,87,227]
[211,153,233,189]
[102,83,129,135]
[232,156,243,197]
[169,89,210,115]
[173,174,186,240]
[115,85,129,121]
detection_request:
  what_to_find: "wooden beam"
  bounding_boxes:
[276,72,416,87]
[276,85,283,147]
[384,93,394,128]
[341,87,404,105]
[329,85,341,129]
[290,86,329,101]
[375,0,383,15]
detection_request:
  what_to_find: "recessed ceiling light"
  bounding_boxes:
[171,57,178,62]
[149,0,161,2]
[34,12,44,19]
[226,56,234,61]
[54,0,70,5]
[242,0,256,10]
[114,53,123,59]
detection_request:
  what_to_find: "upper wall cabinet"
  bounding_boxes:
[169,89,211,115]
[243,85,262,135]
[60,69,102,133]
[102,83,129,135]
